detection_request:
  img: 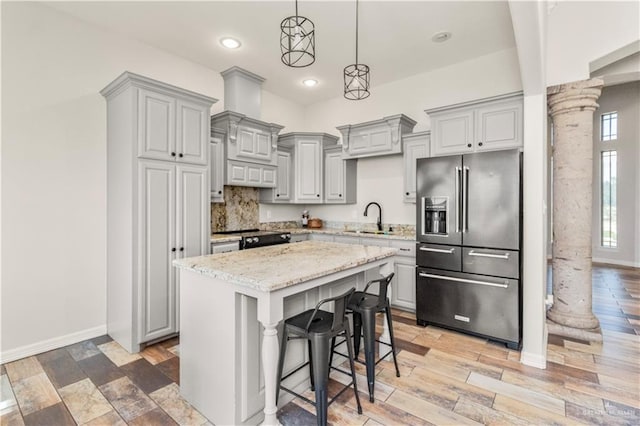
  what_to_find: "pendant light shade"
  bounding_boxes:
[344,0,370,100]
[280,0,315,67]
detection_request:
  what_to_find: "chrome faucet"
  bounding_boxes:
[364,202,383,232]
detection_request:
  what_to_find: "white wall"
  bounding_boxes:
[0,2,303,358]
[290,48,522,226]
[547,1,640,86]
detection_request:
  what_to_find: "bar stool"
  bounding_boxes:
[348,273,401,402]
[276,287,362,426]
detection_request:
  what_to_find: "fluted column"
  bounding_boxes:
[546,78,603,341]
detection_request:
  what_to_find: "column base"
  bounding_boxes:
[546,319,603,343]
[547,306,600,330]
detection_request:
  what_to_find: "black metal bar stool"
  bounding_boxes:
[276,287,363,426]
[348,273,401,402]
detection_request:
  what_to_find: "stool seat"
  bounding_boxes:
[284,309,334,335]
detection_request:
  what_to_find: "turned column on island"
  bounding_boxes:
[546,78,604,342]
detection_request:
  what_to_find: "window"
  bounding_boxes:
[601,112,618,141]
[601,150,617,247]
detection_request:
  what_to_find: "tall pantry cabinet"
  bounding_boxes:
[101,72,217,353]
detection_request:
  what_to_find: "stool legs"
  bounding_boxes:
[360,311,377,403]
[352,312,362,358]
[310,336,331,426]
[343,326,363,415]
[385,304,401,378]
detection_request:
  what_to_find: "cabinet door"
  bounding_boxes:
[176,165,210,332]
[139,161,177,343]
[210,137,224,202]
[138,89,176,161]
[432,110,474,156]
[276,151,291,201]
[295,138,322,202]
[236,127,273,163]
[176,99,208,165]
[403,137,430,203]
[475,100,523,151]
[324,151,345,202]
[391,258,416,311]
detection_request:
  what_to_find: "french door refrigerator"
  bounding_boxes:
[415,148,522,349]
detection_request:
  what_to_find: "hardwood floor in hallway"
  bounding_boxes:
[1,265,638,425]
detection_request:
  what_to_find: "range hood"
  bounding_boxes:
[211,67,284,189]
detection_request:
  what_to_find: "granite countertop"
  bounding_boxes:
[174,240,397,292]
[210,227,415,243]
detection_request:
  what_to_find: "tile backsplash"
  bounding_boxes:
[211,186,259,232]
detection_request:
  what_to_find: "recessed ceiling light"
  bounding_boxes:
[431,32,452,43]
[220,37,241,49]
[302,79,318,87]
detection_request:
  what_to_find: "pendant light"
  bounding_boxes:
[343,0,370,100]
[280,0,316,67]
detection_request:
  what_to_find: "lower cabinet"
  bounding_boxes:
[139,160,210,345]
[210,240,240,254]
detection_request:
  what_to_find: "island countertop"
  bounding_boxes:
[173,240,397,292]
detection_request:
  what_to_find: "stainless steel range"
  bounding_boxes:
[214,229,291,250]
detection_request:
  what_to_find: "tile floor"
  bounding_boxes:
[1,264,638,425]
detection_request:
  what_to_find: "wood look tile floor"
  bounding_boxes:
[1,264,638,425]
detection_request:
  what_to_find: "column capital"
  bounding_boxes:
[547,78,604,117]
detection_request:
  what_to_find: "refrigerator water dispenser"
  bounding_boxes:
[422,197,448,235]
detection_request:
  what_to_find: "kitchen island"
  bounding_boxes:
[173,240,397,426]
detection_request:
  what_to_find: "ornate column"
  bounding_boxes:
[546,78,604,342]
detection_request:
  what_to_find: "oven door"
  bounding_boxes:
[416,267,520,346]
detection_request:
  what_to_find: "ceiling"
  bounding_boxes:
[46,1,517,105]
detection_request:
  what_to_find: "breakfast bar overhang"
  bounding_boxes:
[173,241,397,425]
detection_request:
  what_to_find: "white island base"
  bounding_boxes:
[175,241,396,426]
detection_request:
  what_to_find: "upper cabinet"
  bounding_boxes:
[402,131,430,203]
[324,145,357,204]
[278,132,339,204]
[137,86,212,166]
[336,114,417,159]
[426,92,523,157]
[210,111,283,188]
[210,128,225,203]
[259,147,292,203]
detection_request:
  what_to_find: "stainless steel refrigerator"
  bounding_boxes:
[415,148,522,349]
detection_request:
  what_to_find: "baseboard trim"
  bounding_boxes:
[592,257,640,268]
[520,351,547,369]
[1,325,107,364]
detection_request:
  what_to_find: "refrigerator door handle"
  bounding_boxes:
[418,272,509,288]
[418,247,455,254]
[468,250,510,260]
[463,166,469,232]
[455,167,461,233]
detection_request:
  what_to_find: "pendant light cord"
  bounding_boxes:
[295,0,299,26]
[355,0,359,66]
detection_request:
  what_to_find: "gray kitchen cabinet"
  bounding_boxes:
[427,92,523,157]
[402,131,431,203]
[336,114,417,159]
[210,128,225,203]
[101,71,216,352]
[324,145,357,204]
[389,240,416,311]
[211,240,240,253]
[138,88,210,166]
[259,148,292,203]
[289,233,309,243]
[308,233,334,242]
[278,133,339,204]
[210,110,283,188]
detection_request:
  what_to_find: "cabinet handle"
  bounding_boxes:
[399,248,411,252]
[339,194,342,197]
[179,247,184,252]
[406,192,410,196]
[317,194,320,197]
[478,142,483,147]
[179,153,184,158]
[467,143,472,148]
[171,152,176,157]
[276,194,280,197]
[171,248,176,252]
[218,190,222,194]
